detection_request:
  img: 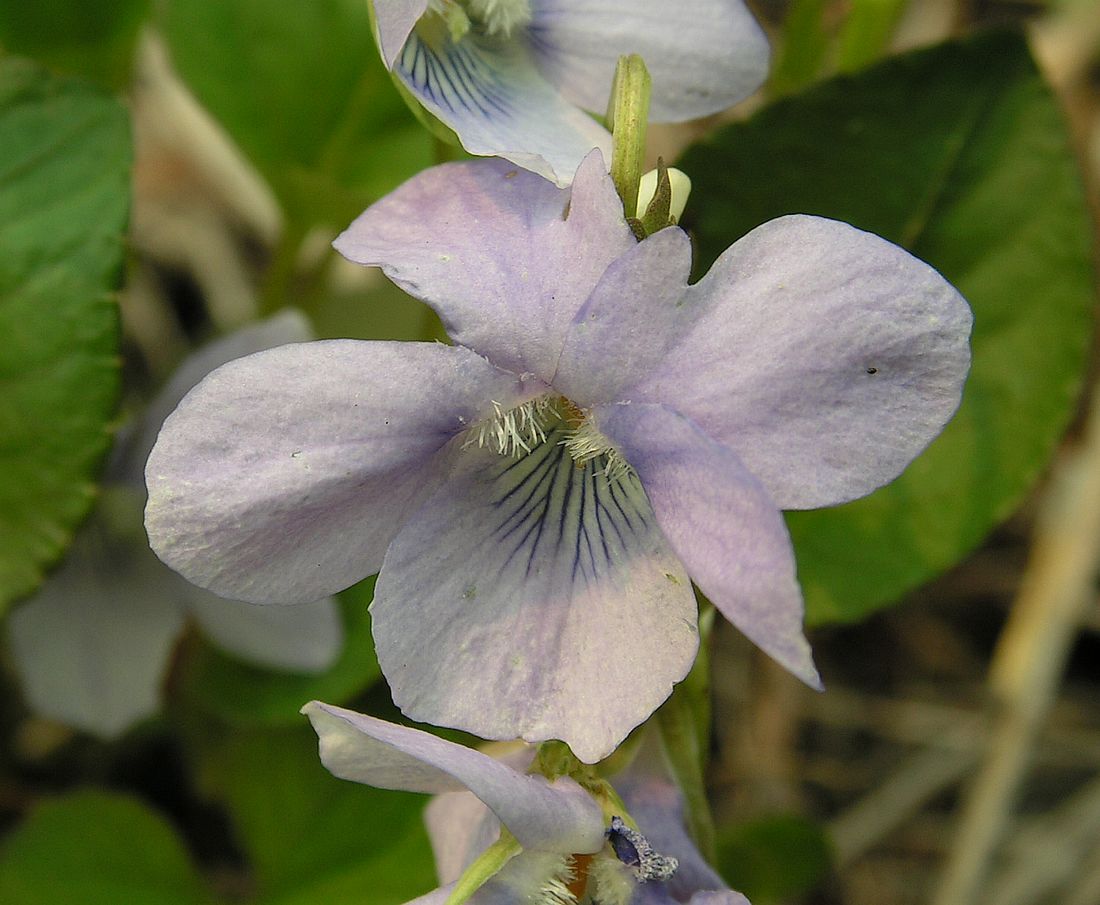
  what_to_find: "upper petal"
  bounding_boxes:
[391,28,613,184]
[372,427,699,763]
[302,702,606,853]
[607,215,974,509]
[528,0,769,121]
[595,402,820,687]
[145,341,529,603]
[554,226,693,404]
[187,593,343,673]
[334,151,634,381]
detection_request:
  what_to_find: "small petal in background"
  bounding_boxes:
[303,701,751,905]
[372,0,770,183]
[5,312,343,738]
[147,150,971,762]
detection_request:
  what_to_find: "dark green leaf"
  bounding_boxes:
[0,0,149,88]
[0,58,128,612]
[184,578,383,726]
[0,791,211,905]
[679,30,1094,623]
[199,724,435,905]
[717,814,832,904]
[161,0,431,229]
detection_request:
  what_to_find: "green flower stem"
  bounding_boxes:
[257,222,308,315]
[607,53,651,221]
[656,600,716,863]
[444,829,522,905]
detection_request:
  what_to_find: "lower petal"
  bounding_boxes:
[372,428,700,764]
[595,403,821,689]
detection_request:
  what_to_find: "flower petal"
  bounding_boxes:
[595,402,820,687]
[302,702,606,853]
[145,341,528,603]
[553,226,693,404]
[426,746,535,884]
[391,28,612,184]
[529,0,769,121]
[603,215,973,509]
[426,789,503,885]
[188,593,343,672]
[334,151,633,381]
[615,763,728,899]
[372,427,699,763]
[7,517,185,738]
[120,310,316,488]
[374,0,430,67]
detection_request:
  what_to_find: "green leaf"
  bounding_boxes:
[184,578,383,726]
[717,814,832,904]
[0,0,150,89]
[0,791,212,905]
[161,0,432,229]
[0,58,128,612]
[200,725,436,905]
[679,30,1094,623]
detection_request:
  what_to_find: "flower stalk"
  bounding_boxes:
[444,828,522,905]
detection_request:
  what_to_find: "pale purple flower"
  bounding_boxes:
[6,313,342,738]
[373,0,769,184]
[302,701,750,905]
[145,151,971,762]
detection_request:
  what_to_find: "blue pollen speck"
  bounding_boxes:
[607,816,678,882]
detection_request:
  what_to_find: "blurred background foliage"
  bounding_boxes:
[0,1,1098,904]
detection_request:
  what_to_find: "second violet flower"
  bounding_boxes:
[145,151,972,763]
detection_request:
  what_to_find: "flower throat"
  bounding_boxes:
[466,396,631,481]
[424,0,533,43]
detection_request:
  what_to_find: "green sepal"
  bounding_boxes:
[655,601,716,862]
[638,158,676,235]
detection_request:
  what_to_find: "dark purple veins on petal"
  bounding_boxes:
[485,427,653,587]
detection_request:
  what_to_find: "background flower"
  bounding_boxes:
[373,0,770,183]
[303,701,751,905]
[6,313,342,738]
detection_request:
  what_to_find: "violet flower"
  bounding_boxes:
[145,151,971,762]
[6,313,342,738]
[302,701,750,905]
[373,0,769,184]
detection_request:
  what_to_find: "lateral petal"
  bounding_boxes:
[145,341,529,603]
[612,216,973,509]
[595,402,821,687]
